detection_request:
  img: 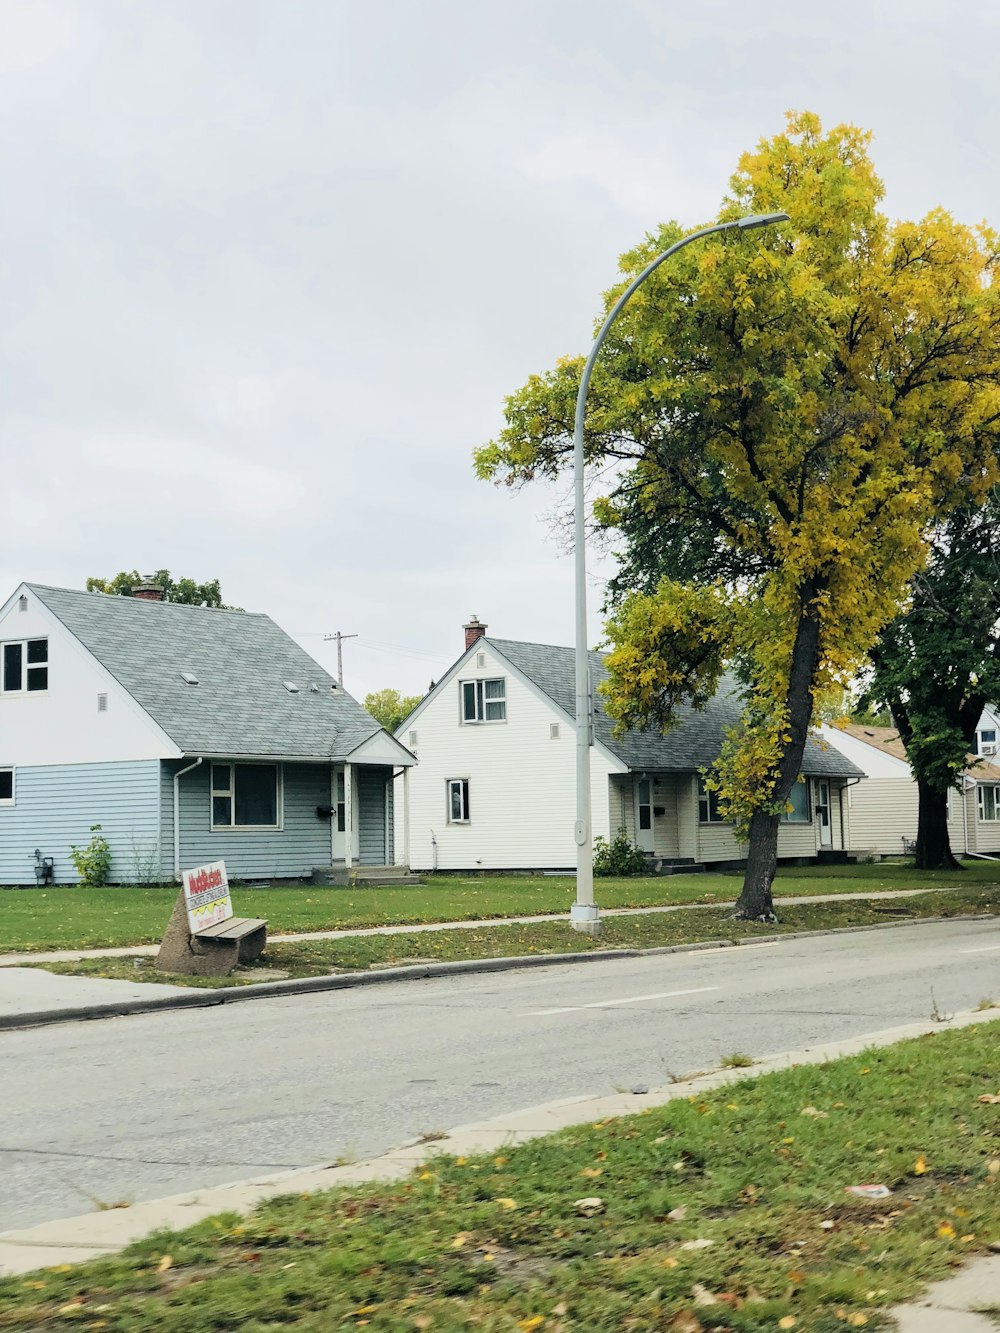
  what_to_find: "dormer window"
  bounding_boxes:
[460,677,506,723]
[2,639,48,694]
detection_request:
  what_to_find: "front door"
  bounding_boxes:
[636,778,654,853]
[814,779,832,848]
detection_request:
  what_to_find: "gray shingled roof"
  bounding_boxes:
[29,584,383,761]
[489,638,864,779]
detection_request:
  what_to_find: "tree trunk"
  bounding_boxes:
[914,779,961,870]
[733,808,782,921]
[732,580,824,922]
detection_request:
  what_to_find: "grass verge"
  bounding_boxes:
[30,885,999,988]
[3,1021,999,1330]
[2,863,998,954]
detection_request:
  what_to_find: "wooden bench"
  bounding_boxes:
[190,916,267,973]
[156,891,268,977]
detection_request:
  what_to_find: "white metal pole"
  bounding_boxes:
[569,213,789,935]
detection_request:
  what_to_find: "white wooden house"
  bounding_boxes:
[0,583,415,885]
[394,620,862,873]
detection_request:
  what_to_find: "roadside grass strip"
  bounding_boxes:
[3,1023,1000,1330]
[3,863,998,953]
[30,886,1000,989]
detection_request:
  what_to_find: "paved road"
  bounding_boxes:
[2,917,998,1230]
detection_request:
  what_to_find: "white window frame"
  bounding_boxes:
[697,777,725,824]
[211,762,283,831]
[459,677,506,724]
[0,767,13,805]
[978,784,1000,823]
[447,778,470,824]
[1,638,49,695]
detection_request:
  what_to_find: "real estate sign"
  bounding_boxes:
[182,860,232,933]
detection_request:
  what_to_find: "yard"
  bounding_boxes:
[1,861,997,954]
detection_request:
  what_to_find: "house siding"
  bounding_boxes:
[846,778,918,856]
[357,767,388,865]
[695,779,848,865]
[161,760,334,881]
[0,760,161,885]
[398,643,622,870]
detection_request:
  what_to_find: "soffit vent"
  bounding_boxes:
[476,652,486,669]
[17,595,27,612]
[550,723,560,740]
[97,693,108,712]
[409,730,418,747]
[180,671,199,685]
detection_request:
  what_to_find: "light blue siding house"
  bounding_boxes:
[0,583,414,885]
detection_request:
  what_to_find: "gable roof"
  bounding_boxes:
[832,721,1000,783]
[483,637,863,778]
[27,584,403,763]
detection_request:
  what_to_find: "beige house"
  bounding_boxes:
[820,722,1000,859]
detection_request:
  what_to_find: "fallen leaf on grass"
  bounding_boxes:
[573,1197,604,1217]
[580,1167,603,1178]
[667,1311,702,1332]
[496,1198,518,1210]
[680,1238,714,1251]
[666,1206,688,1222]
[989,1160,1000,1175]
[156,1256,172,1273]
[937,1222,956,1238]
[517,1318,544,1331]
[913,1157,929,1175]
[976,1093,1000,1104]
[800,1106,828,1119]
[778,1318,797,1329]
[691,1284,717,1307]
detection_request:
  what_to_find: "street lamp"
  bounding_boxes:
[569,211,789,936]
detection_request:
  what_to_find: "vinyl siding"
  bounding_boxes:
[399,644,622,870]
[611,775,684,857]
[357,767,388,865]
[696,779,848,864]
[974,784,1000,852]
[0,760,160,885]
[845,778,918,855]
[161,760,334,881]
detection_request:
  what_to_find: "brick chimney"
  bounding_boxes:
[464,616,487,651]
[133,576,164,602]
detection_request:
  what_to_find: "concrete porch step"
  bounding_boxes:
[311,865,423,887]
[645,856,706,876]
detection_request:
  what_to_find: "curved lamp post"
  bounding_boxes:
[570,211,790,935]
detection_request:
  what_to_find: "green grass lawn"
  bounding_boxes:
[3,1021,999,1329]
[35,884,1000,988]
[2,862,998,952]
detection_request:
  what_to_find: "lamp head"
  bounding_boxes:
[735,211,790,230]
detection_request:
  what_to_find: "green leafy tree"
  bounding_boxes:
[364,688,423,734]
[475,112,1000,921]
[866,490,1000,869]
[86,570,230,608]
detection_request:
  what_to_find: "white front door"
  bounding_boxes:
[635,778,654,853]
[814,779,832,848]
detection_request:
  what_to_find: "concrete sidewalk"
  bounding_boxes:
[1,1007,998,1331]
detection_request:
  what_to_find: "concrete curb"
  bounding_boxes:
[1,911,995,1032]
[1,1006,998,1312]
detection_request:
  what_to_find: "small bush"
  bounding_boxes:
[69,824,113,887]
[593,827,648,876]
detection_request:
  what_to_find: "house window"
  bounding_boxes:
[447,778,470,823]
[0,768,13,804]
[980,730,998,755]
[698,777,725,823]
[460,677,506,723]
[335,770,346,832]
[211,763,280,828]
[2,639,48,693]
[978,785,1000,822]
[782,780,811,823]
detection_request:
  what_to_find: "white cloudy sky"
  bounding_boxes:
[3,0,999,701]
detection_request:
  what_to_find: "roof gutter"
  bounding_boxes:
[173,757,203,882]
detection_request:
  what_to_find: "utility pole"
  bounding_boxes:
[323,631,358,687]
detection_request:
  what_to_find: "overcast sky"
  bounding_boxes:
[3,0,999,702]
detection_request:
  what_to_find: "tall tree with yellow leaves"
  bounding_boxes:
[476,114,1000,920]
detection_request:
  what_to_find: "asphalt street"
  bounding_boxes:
[2,917,998,1230]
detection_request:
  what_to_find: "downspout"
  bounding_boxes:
[173,757,203,882]
[839,779,861,853]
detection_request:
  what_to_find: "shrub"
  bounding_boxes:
[593,827,648,876]
[69,824,113,887]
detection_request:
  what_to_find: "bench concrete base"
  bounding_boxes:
[155,891,267,977]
